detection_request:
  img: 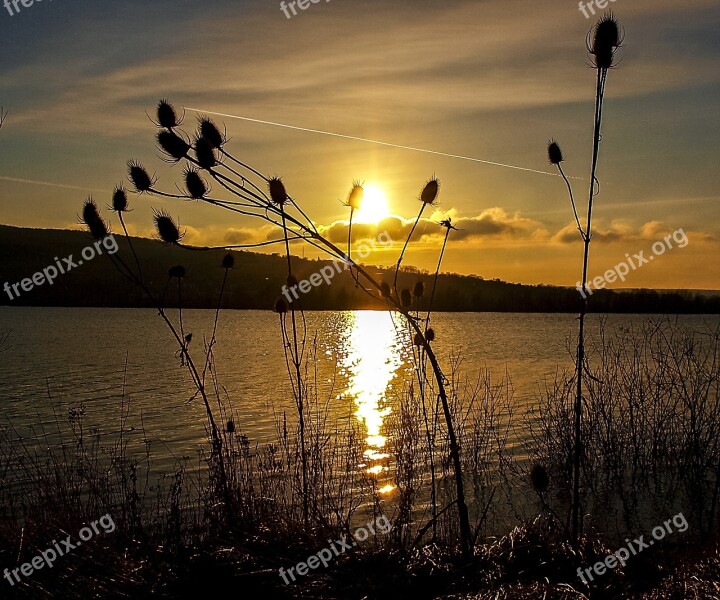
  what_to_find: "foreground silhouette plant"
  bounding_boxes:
[83,100,473,557]
[547,13,622,545]
[79,195,234,524]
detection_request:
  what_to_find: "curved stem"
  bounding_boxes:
[394,204,426,295]
[557,164,585,241]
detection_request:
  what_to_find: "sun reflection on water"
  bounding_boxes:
[341,311,404,494]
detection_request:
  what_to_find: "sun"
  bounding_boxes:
[355,184,389,224]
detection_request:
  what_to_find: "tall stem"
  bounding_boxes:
[572,67,607,545]
[281,204,309,529]
[393,204,426,295]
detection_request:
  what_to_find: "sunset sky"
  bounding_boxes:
[1,0,718,289]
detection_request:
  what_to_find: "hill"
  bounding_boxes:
[0,225,718,313]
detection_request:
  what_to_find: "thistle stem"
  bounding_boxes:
[394,204,426,295]
[572,66,607,546]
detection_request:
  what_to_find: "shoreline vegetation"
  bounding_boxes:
[1,225,718,313]
[1,318,720,598]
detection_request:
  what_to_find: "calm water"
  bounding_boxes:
[0,308,717,489]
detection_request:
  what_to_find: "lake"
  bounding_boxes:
[0,308,717,493]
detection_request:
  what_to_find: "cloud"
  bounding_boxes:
[315,206,547,248]
[551,220,718,245]
[447,208,546,241]
[225,227,260,245]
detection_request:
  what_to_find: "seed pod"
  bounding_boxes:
[157,130,190,162]
[413,333,423,346]
[127,160,154,192]
[89,218,109,240]
[268,177,289,206]
[400,289,412,308]
[413,281,424,298]
[226,419,235,433]
[420,177,440,205]
[194,137,217,170]
[153,210,182,244]
[347,182,364,210]
[184,168,208,199]
[426,328,435,343]
[547,140,564,165]
[199,117,224,149]
[111,186,128,212]
[82,197,100,223]
[81,197,109,239]
[590,15,621,69]
[157,99,181,129]
[380,282,391,298]
[222,253,234,269]
[287,274,298,287]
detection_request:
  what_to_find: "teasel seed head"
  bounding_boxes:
[347,181,364,211]
[426,328,435,343]
[589,14,621,69]
[153,209,183,244]
[530,463,550,493]
[111,186,129,212]
[274,298,288,314]
[82,196,100,223]
[380,282,391,298]
[198,117,225,149]
[287,274,298,287]
[222,253,234,269]
[420,176,440,205]
[183,167,208,199]
[547,140,564,165]
[413,281,424,298]
[127,160,155,193]
[168,265,186,279]
[81,196,110,239]
[194,136,218,170]
[157,130,190,162]
[413,332,423,347]
[268,177,289,206]
[401,289,412,308]
[157,99,182,129]
[226,419,235,433]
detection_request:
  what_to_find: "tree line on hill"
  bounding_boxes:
[1,225,718,313]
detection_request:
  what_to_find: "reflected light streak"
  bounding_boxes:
[341,311,403,494]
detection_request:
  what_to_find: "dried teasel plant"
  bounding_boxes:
[548,13,623,546]
[89,106,473,558]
